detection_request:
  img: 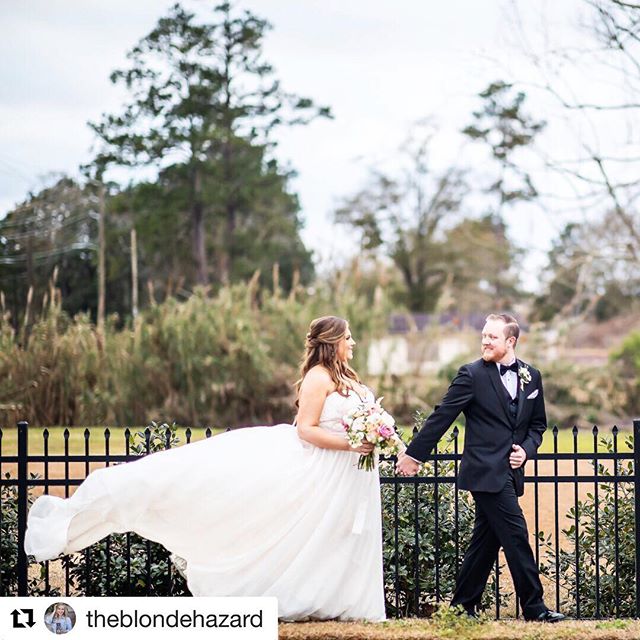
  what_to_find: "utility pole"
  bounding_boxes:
[97,182,106,331]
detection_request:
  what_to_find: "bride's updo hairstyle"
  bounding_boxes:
[295,315,361,406]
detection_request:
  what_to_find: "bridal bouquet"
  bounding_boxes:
[342,398,404,471]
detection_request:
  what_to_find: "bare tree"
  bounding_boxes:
[503,0,640,317]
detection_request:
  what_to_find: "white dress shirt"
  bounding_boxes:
[497,360,518,399]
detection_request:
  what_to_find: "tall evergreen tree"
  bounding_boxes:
[91,2,329,287]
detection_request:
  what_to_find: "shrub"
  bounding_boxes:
[538,432,635,617]
[0,280,389,427]
[1,472,53,596]
[612,332,640,416]
[0,474,20,595]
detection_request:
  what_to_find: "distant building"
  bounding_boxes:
[367,313,484,376]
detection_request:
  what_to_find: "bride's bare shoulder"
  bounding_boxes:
[300,366,334,393]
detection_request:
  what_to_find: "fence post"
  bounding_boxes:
[17,420,29,596]
[634,419,640,617]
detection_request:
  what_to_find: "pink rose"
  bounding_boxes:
[378,424,394,439]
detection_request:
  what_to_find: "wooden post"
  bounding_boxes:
[131,228,138,319]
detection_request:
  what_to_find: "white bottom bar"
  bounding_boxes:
[0,597,278,640]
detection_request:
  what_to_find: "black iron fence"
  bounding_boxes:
[2,420,640,619]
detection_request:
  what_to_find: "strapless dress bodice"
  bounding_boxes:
[318,388,374,434]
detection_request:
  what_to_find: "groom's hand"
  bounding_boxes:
[509,444,527,469]
[396,452,420,477]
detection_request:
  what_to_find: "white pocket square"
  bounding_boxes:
[526,389,539,400]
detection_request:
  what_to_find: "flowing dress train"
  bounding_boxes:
[24,390,386,621]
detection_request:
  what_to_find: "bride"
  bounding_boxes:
[25,315,387,622]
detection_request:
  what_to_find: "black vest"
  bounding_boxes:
[497,376,518,426]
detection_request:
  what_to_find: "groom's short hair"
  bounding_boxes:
[485,313,520,343]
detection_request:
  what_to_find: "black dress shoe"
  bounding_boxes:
[531,610,566,623]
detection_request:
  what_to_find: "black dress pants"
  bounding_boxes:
[450,475,546,619]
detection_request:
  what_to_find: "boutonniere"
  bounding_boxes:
[518,364,531,391]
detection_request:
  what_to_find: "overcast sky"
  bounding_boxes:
[0,0,601,289]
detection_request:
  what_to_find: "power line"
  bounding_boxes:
[0,199,98,229]
[0,242,96,265]
[0,211,94,242]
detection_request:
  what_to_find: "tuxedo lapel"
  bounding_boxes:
[484,361,512,423]
[516,360,532,424]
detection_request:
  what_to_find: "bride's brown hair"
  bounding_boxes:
[294,316,361,406]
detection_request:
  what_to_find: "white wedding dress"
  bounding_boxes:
[24,389,386,621]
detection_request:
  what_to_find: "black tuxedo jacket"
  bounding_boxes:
[405,358,547,495]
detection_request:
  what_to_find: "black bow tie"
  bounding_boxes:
[499,362,518,376]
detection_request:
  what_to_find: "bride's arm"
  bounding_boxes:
[296,368,373,453]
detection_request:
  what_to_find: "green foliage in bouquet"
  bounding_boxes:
[538,432,636,617]
[380,412,509,617]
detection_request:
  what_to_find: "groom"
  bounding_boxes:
[396,313,565,623]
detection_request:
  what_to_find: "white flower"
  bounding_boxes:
[380,410,395,428]
[342,398,403,470]
[518,364,532,391]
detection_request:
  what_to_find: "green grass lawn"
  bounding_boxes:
[0,425,224,455]
[397,424,632,454]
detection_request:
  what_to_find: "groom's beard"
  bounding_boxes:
[481,344,507,362]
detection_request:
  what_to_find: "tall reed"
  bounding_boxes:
[0,276,389,427]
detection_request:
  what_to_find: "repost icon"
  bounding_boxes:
[11,608,36,629]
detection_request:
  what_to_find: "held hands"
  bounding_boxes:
[395,452,420,477]
[395,446,525,474]
[509,444,527,469]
